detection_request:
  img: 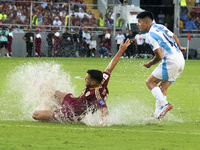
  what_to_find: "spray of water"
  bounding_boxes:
[1,61,182,125]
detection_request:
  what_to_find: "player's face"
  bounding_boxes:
[137,18,147,32]
[85,74,94,88]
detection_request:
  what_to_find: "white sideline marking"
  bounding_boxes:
[0,123,200,135]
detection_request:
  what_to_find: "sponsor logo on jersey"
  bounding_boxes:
[85,91,90,97]
[103,73,109,80]
[98,99,106,106]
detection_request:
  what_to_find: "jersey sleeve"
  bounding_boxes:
[149,32,161,51]
[101,71,110,87]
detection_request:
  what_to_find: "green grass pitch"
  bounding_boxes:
[0,57,200,150]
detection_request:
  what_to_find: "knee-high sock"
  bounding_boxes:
[151,87,168,107]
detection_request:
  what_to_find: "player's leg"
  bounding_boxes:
[54,90,67,105]
[158,80,171,96]
[146,74,172,119]
[32,110,54,121]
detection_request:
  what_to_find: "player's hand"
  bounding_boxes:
[143,61,152,68]
[54,90,67,100]
[119,38,131,52]
[179,46,186,53]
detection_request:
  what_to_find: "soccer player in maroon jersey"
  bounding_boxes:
[7,28,13,57]
[32,39,131,126]
[35,29,42,57]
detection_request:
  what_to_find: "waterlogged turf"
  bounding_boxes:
[0,57,200,150]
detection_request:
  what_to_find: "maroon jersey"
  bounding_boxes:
[35,34,42,56]
[53,71,110,123]
[8,32,13,56]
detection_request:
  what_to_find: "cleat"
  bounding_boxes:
[156,103,173,120]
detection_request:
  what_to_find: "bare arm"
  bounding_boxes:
[99,107,109,126]
[22,35,27,41]
[173,34,186,53]
[104,39,131,74]
[143,48,162,68]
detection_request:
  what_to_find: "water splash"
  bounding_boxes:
[1,61,75,121]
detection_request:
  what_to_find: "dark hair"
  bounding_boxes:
[87,70,103,84]
[136,11,154,21]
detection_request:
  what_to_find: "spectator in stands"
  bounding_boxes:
[115,29,125,56]
[195,2,200,16]
[105,14,114,28]
[98,29,106,43]
[87,10,92,19]
[82,28,90,55]
[190,8,198,20]
[194,16,200,29]
[97,13,105,28]
[158,10,165,25]
[79,9,85,19]
[177,15,184,30]
[71,14,77,26]
[185,17,198,30]
[89,36,96,57]
[98,36,109,58]
[180,0,188,13]
[65,12,70,26]
[182,10,189,25]
[105,29,112,57]
[20,13,26,23]
[38,13,43,25]
[79,26,84,42]
[46,28,55,57]
[32,12,38,25]
[135,31,145,58]
[60,9,66,19]
[5,15,11,24]
[79,37,88,57]
[45,4,51,12]
[53,16,62,27]
[23,27,34,57]
[75,15,81,26]
[81,14,89,26]
[109,8,115,20]
[89,13,97,29]
[115,13,123,28]
[73,29,80,57]
[35,29,42,57]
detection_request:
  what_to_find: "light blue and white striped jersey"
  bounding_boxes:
[147,24,182,59]
[0,30,9,42]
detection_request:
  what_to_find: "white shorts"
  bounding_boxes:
[152,56,185,83]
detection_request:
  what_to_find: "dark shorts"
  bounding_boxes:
[53,93,78,123]
[0,42,8,48]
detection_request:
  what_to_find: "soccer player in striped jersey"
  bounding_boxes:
[136,11,186,120]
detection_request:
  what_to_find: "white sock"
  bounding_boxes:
[7,53,9,56]
[151,87,168,107]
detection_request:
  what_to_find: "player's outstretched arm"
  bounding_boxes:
[173,34,186,53]
[99,107,109,126]
[104,39,131,74]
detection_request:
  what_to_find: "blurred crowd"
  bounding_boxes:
[177,0,200,31]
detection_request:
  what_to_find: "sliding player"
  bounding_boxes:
[32,39,131,126]
[136,11,186,120]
